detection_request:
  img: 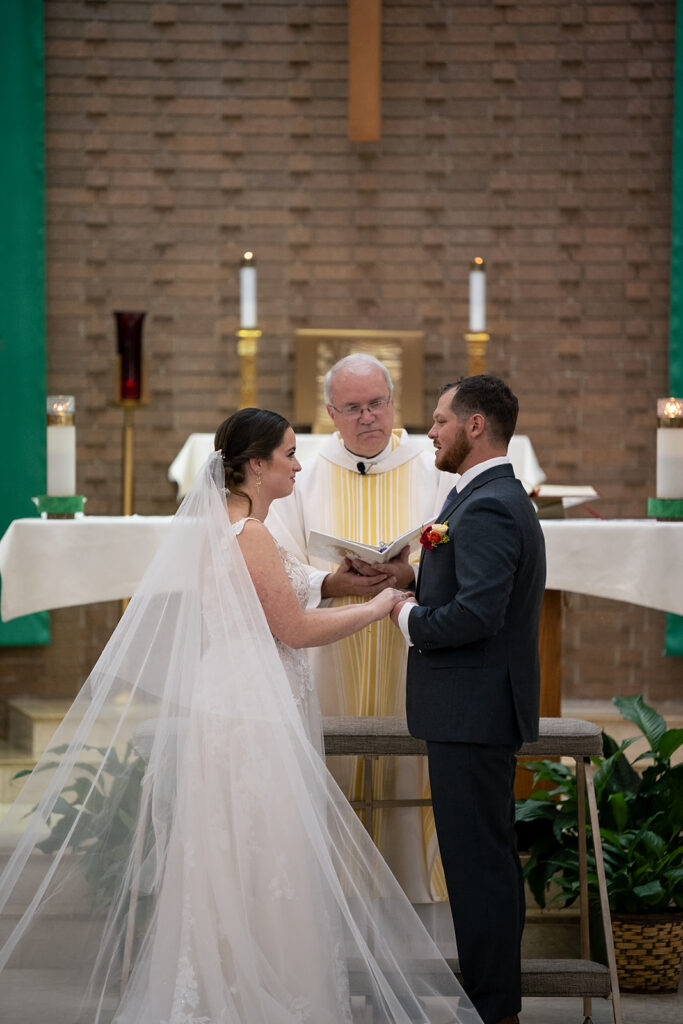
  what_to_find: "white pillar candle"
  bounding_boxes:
[469,256,486,333]
[239,251,257,329]
[656,429,683,498]
[656,397,683,499]
[46,395,76,496]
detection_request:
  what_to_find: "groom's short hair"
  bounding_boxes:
[442,375,519,446]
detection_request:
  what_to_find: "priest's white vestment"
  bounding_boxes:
[266,430,456,901]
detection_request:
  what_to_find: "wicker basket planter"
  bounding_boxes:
[611,911,683,993]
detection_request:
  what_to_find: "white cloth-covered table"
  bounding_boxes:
[168,432,546,499]
[542,519,683,615]
[1,518,682,622]
[0,517,170,621]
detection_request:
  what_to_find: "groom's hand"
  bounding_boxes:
[390,595,417,625]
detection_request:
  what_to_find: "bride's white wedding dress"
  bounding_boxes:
[247,519,322,751]
[0,455,480,1024]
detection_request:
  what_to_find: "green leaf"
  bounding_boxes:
[613,695,666,755]
[51,795,78,818]
[637,829,666,857]
[36,814,74,854]
[607,791,629,832]
[515,798,555,823]
[62,775,98,805]
[659,728,683,763]
[117,808,138,831]
[14,760,61,779]
[633,880,664,900]
[593,747,627,804]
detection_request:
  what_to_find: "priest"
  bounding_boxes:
[267,353,455,901]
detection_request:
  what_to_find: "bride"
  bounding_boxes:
[0,409,481,1024]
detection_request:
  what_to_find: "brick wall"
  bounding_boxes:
[0,0,679,732]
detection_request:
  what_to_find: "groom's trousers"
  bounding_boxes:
[426,739,524,1024]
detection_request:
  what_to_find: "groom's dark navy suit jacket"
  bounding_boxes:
[406,463,546,748]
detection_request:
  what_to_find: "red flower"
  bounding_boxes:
[419,521,450,551]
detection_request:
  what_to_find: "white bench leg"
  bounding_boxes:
[584,760,623,1024]
[576,758,593,1023]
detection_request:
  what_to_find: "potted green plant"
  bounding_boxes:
[15,741,152,946]
[515,695,683,992]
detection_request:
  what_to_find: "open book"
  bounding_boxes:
[529,484,599,515]
[307,523,426,565]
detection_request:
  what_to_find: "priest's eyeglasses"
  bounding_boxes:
[329,397,392,419]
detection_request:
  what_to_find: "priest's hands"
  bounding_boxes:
[321,559,397,598]
[320,545,416,599]
[364,544,416,590]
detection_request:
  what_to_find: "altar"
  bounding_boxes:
[2,516,682,626]
[3,417,683,738]
[168,432,546,499]
[2,506,682,791]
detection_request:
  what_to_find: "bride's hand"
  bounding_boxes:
[369,587,410,619]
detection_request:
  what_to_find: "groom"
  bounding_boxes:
[391,375,546,1024]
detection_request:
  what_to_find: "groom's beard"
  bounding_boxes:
[437,425,472,475]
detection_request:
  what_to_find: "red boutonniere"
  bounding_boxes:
[420,521,450,551]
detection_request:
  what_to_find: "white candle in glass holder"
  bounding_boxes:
[239,251,257,329]
[47,395,76,495]
[656,397,683,499]
[469,256,486,333]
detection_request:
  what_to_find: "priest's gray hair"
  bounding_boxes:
[323,353,394,405]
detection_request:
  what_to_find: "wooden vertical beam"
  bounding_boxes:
[348,0,381,141]
[515,589,563,799]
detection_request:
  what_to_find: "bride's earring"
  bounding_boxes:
[255,472,262,495]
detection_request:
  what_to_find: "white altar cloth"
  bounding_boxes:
[1,517,682,622]
[0,516,170,621]
[168,433,546,499]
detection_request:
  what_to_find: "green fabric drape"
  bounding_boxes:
[0,0,49,645]
[665,0,683,655]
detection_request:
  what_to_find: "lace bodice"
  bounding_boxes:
[232,518,319,745]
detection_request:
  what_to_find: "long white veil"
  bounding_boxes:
[0,453,480,1024]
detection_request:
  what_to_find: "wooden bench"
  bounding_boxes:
[323,715,623,1024]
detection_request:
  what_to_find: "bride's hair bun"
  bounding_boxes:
[221,453,247,491]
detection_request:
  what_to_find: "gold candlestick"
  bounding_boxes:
[237,328,262,408]
[465,331,490,376]
[114,360,149,517]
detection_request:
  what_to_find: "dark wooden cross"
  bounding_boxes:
[348,0,381,141]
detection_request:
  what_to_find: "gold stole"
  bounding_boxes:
[327,433,447,899]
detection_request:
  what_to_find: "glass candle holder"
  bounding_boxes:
[115,311,145,401]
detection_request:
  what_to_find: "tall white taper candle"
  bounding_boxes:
[469,256,486,333]
[240,251,257,329]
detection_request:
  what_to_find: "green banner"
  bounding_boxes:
[0,0,49,645]
[665,0,683,654]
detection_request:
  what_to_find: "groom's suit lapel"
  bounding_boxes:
[438,463,514,523]
[416,464,515,598]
